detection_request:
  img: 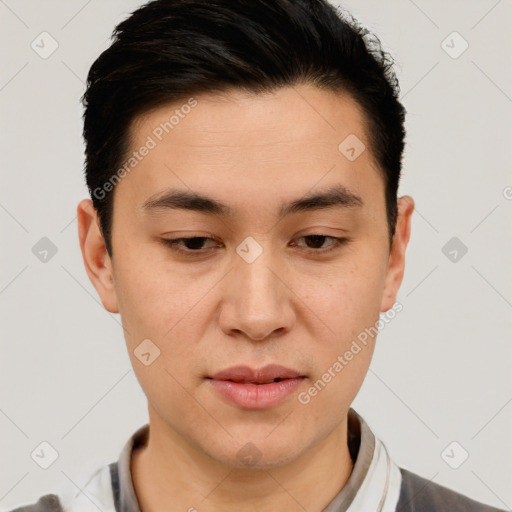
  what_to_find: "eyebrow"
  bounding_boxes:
[142,184,363,219]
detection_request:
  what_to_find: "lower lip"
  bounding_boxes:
[208,378,305,410]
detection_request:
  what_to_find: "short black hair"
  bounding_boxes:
[81,0,406,257]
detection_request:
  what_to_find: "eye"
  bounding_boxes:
[294,234,349,253]
[160,236,220,254]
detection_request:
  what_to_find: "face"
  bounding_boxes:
[78,84,414,469]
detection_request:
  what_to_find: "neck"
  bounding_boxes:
[131,413,355,512]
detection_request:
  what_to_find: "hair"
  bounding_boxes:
[81,0,406,257]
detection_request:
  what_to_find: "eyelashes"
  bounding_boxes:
[160,234,349,256]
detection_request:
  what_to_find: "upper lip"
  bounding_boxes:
[209,364,305,383]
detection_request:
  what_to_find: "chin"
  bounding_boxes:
[201,433,308,471]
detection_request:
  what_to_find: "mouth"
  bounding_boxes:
[208,364,306,383]
[206,364,306,410]
[221,377,289,384]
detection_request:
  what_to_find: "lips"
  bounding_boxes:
[209,364,305,383]
[207,364,306,410]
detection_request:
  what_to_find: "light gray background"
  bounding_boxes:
[1,0,511,510]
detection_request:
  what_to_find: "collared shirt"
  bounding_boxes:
[60,407,401,512]
[9,408,506,512]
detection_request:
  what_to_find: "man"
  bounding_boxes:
[9,0,506,511]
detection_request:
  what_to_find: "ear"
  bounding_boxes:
[77,199,119,313]
[380,195,415,312]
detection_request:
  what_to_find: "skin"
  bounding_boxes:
[78,84,414,512]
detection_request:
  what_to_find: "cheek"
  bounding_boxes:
[302,250,388,333]
[296,271,381,420]
[299,248,388,389]
[112,252,223,395]
[112,240,199,335]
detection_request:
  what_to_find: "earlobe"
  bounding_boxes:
[380,195,415,313]
[77,199,119,313]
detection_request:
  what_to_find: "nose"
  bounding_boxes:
[218,244,295,342]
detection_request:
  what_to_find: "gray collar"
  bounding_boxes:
[111,407,376,512]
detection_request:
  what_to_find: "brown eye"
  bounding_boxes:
[161,236,219,254]
[295,235,348,253]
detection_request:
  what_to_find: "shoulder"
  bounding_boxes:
[6,463,117,512]
[396,467,507,512]
[6,494,64,512]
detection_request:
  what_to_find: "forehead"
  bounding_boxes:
[116,85,383,220]
[132,85,370,151]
